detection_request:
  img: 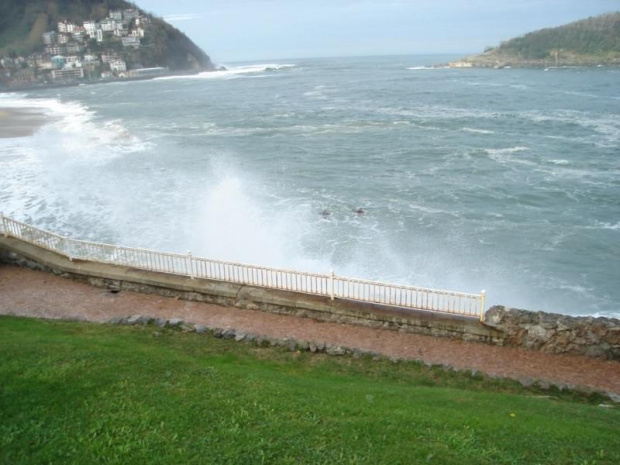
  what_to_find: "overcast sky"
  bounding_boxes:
[136,0,619,63]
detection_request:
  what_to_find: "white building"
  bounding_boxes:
[110,10,123,21]
[58,21,76,33]
[110,59,127,73]
[51,68,84,82]
[42,32,57,45]
[100,19,116,32]
[121,37,140,48]
[83,21,97,36]
[66,43,83,54]
[96,29,104,43]
[123,9,139,22]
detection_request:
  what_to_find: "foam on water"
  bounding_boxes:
[461,127,495,135]
[155,64,295,81]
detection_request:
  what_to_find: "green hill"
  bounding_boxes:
[456,12,620,67]
[0,0,214,71]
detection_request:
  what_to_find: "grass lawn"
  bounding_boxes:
[0,316,618,464]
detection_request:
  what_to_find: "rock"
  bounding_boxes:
[126,315,151,325]
[235,333,247,342]
[483,306,620,360]
[518,377,535,388]
[180,323,195,332]
[195,325,208,334]
[244,333,257,343]
[326,345,346,356]
[296,340,310,351]
[607,392,620,404]
[213,328,224,338]
[168,318,184,327]
[152,331,163,338]
[154,318,167,328]
[107,317,124,324]
[222,329,236,339]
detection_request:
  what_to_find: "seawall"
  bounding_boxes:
[1,235,618,360]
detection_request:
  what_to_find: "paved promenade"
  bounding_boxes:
[1,265,618,397]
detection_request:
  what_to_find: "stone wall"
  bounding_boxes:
[484,306,620,360]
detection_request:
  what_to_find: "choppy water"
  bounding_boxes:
[1,55,619,317]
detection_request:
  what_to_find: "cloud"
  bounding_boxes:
[163,14,202,22]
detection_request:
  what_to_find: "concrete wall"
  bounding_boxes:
[2,236,619,360]
[0,236,501,344]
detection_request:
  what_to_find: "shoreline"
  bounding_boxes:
[0,68,216,94]
[0,107,50,139]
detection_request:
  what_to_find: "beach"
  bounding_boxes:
[0,107,48,138]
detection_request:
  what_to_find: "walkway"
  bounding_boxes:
[1,265,619,396]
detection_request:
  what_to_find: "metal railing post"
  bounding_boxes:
[0,212,7,237]
[479,290,486,322]
[64,234,73,261]
[330,270,335,301]
[187,251,194,279]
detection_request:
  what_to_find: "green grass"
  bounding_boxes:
[0,316,618,464]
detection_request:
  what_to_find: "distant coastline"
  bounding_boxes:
[446,12,620,69]
[0,68,221,94]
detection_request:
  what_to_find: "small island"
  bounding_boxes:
[0,0,216,90]
[449,12,620,68]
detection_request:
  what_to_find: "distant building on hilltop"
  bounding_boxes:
[42,32,57,45]
[110,10,123,21]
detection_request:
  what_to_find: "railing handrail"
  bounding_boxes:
[0,213,487,319]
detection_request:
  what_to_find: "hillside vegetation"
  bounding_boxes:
[460,12,620,67]
[1,317,619,464]
[0,0,214,71]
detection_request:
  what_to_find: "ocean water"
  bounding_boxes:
[1,55,618,317]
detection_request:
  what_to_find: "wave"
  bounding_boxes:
[483,146,535,166]
[406,66,446,70]
[0,93,150,166]
[587,221,620,231]
[461,127,495,134]
[154,63,296,81]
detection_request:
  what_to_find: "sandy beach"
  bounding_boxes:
[0,107,49,138]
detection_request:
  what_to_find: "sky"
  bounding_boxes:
[136,0,620,63]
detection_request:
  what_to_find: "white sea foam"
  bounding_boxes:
[406,66,444,70]
[461,127,495,134]
[483,147,536,166]
[589,221,620,231]
[154,64,295,81]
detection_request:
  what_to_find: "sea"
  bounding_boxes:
[1,55,618,317]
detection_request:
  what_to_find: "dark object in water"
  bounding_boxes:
[320,210,331,217]
[353,208,365,215]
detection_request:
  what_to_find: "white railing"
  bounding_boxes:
[0,214,486,320]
